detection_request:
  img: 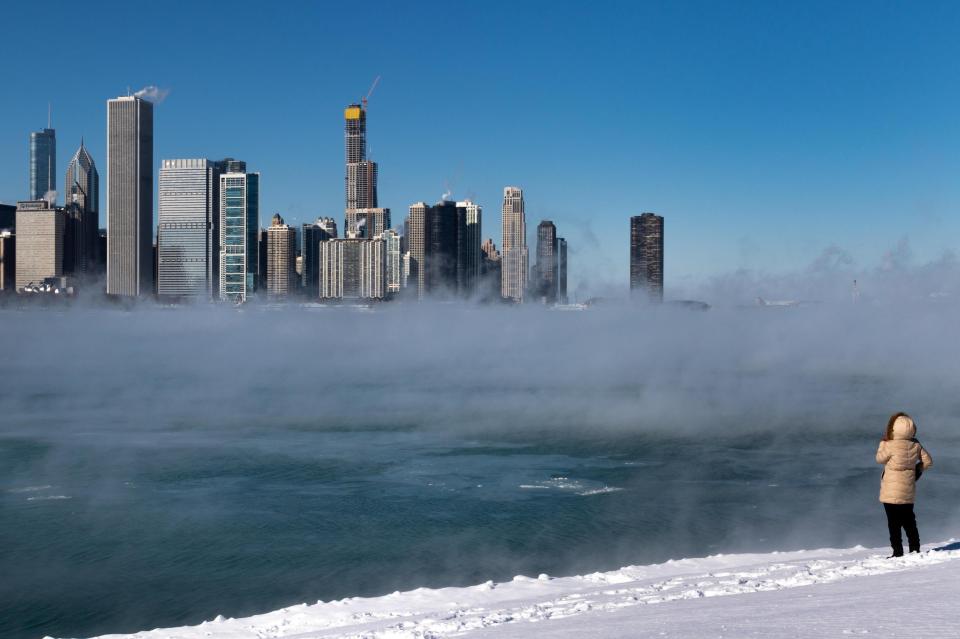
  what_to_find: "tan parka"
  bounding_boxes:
[876,416,933,505]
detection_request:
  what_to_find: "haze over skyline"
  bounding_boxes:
[3,1,960,296]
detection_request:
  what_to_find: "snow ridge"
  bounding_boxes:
[79,541,960,639]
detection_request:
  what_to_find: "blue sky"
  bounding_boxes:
[2,1,960,296]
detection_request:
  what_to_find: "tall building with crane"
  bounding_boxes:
[344,77,380,222]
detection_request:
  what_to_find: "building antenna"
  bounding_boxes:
[48,102,51,128]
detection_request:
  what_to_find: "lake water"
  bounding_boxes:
[2,305,957,639]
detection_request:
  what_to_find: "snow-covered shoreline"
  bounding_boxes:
[65,539,960,639]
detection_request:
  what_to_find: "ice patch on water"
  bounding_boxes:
[577,486,624,496]
[7,485,53,493]
[520,477,622,496]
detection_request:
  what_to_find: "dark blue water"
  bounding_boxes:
[1,306,957,639]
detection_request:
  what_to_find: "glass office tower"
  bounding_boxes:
[219,171,259,302]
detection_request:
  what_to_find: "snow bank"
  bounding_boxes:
[67,540,960,639]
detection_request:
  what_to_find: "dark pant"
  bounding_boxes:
[883,503,920,556]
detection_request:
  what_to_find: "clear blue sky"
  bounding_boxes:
[3,1,959,297]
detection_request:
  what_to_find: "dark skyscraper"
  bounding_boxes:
[457,201,481,297]
[407,200,479,299]
[425,200,459,294]
[64,141,100,275]
[630,212,664,302]
[30,127,56,201]
[535,220,558,304]
[107,96,154,296]
[557,237,568,304]
[0,204,15,230]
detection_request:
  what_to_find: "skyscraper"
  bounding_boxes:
[406,200,480,299]
[64,141,99,275]
[266,213,296,297]
[558,237,568,304]
[15,200,65,290]
[382,228,401,294]
[344,103,378,211]
[535,220,558,304]
[30,128,56,201]
[457,200,482,296]
[157,159,223,299]
[630,212,664,301]
[301,217,337,298]
[219,170,260,302]
[407,202,427,298]
[107,96,154,296]
[318,237,385,299]
[501,186,528,302]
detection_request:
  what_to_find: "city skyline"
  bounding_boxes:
[5,3,960,297]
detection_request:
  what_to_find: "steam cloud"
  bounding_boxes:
[3,286,959,638]
[133,85,170,103]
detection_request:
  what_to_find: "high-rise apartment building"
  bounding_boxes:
[15,200,65,290]
[382,228,401,293]
[535,220,558,304]
[64,141,99,275]
[558,237,568,304]
[630,212,664,301]
[157,159,224,299]
[107,96,154,296]
[219,171,260,302]
[301,217,337,298]
[266,213,296,297]
[501,186,528,302]
[344,103,378,211]
[30,128,56,201]
[407,202,427,298]
[318,237,385,299]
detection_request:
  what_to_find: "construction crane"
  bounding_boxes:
[362,75,381,110]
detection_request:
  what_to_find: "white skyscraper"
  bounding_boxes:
[500,186,527,302]
[157,159,222,299]
[15,200,65,290]
[318,237,385,299]
[382,228,401,293]
[107,96,154,296]
[266,213,297,297]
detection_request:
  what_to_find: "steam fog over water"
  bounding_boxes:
[1,302,958,639]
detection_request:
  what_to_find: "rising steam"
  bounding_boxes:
[133,85,171,103]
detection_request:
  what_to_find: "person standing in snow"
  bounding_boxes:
[876,412,933,557]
